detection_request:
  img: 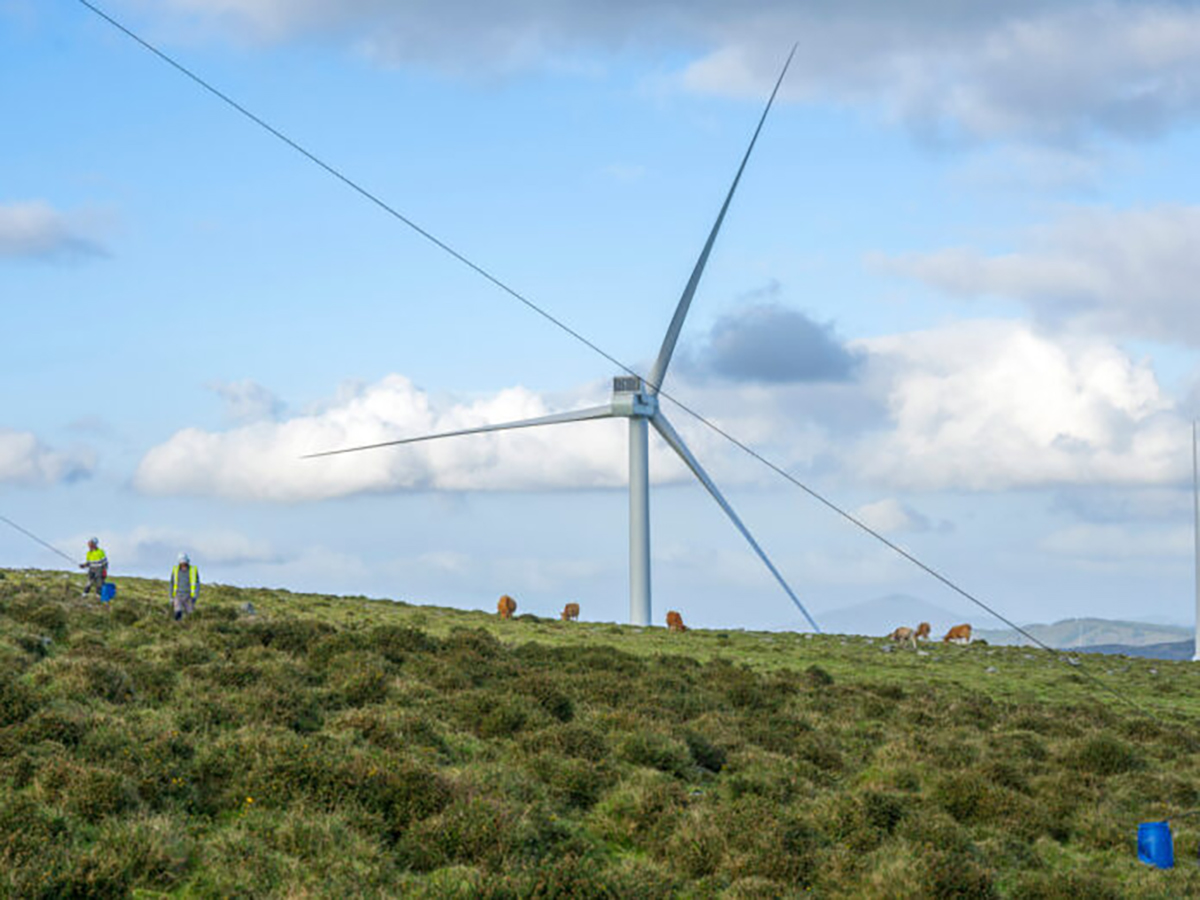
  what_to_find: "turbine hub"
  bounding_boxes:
[612,376,658,418]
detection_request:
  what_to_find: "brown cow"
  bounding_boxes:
[560,602,580,621]
[943,623,971,644]
[497,594,517,619]
[915,622,932,641]
[666,610,688,633]
[889,625,916,648]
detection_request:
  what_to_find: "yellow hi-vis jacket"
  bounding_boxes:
[171,564,200,600]
[85,547,107,572]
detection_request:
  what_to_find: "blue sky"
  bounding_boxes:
[4,0,1200,632]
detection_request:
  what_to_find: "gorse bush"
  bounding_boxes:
[2,568,1200,897]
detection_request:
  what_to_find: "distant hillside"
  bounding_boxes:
[815,593,968,637]
[977,617,1192,650]
[1084,640,1195,661]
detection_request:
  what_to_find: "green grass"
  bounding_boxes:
[2,566,1200,898]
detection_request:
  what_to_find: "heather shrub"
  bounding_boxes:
[39,758,138,819]
[683,729,727,772]
[616,728,692,776]
[587,769,686,850]
[527,753,614,809]
[1069,734,1143,776]
[397,794,522,871]
[244,617,336,654]
[70,814,194,893]
[804,664,834,687]
[1011,870,1122,900]
[516,674,574,723]
[0,671,36,726]
[327,651,391,706]
[16,705,89,747]
[457,691,540,739]
[34,657,136,704]
[520,723,608,761]
[369,622,439,660]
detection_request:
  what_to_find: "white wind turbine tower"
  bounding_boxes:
[1193,420,1199,661]
[309,50,820,633]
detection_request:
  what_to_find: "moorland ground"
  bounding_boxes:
[2,567,1199,898]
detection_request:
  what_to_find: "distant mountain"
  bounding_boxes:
[819,600,1195,654]
[976,618,1191,649]
[816,594,971,638]
[1083,641,1194,661]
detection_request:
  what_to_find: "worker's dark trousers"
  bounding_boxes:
[83,570,105,598]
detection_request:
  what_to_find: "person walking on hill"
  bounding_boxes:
[79,537,108,600]
[171,552,200,621]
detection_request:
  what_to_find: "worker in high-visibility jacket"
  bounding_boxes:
[171,552,200,621]
[79,537,108,600]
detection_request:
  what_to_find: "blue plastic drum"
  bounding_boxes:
[100,582,116,603]
[1138,821,1174,869]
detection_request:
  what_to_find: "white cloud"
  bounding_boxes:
[679,3,1200,144]
[877,205,1200,345]
[0,200,105,260]
[147,1,1200,143]
[847,320,1183,491]
[0,429,95,486]
[665,314,1192,494]
[134,374,688,501]
[133,319,1196,502]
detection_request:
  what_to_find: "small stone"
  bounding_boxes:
[986,666,998,674]
[917,650,930,657]
[881,644,894,653]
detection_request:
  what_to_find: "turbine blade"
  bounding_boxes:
[651,411,821,632]
[645,44,797,396]
[304,404,615,459]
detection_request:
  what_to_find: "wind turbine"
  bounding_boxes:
[308,49,820,633]
[1193,420,1198,661]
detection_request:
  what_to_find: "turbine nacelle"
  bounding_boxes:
[611,376,658,419]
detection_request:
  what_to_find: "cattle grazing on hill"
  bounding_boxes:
[943,623,971,644]
[889,625,916,648]
[666,610,688,632]
[915,622,931,641]
[561,602,580,621]
[497,594,517,619]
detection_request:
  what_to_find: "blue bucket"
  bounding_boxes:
[1138,821,1174,869]
[100,582,116,603]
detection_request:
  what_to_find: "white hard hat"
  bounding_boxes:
[178,552,190,564]
[89,537,99,545]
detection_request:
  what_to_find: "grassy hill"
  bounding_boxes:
[3,567,1200,897]
[976,619,1192,651]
